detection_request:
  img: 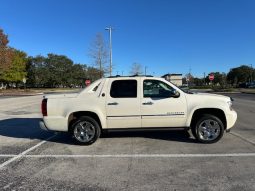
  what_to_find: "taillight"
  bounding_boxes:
[41,99,47,116]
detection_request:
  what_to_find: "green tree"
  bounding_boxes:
[86,66,101,81]
[193,77,204,86]
[26,54,99,88]
[26,55,48,87]
[46,54,74,87]
[182,77,187,85]
[2,50,27,84]
[204,72,225,86]
[206,72,227,86]
[26,56,36,87]
[0,28,13,83]
[227,65,255,85]
[69,64,87,87]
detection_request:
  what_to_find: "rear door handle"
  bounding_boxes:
[108,102,119,105]
[142,101,153,105]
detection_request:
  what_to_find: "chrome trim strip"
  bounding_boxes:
[107,113,185,118]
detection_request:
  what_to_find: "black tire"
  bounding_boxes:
[71,116,101,145]
[191,114,224,144]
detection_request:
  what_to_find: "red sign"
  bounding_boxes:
[85,79,91,86]
[209,73,214,81]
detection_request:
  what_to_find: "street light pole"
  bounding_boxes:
[250,64,253,82]
[105,26,113,76]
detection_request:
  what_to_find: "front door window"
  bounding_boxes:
[143,80,175,98]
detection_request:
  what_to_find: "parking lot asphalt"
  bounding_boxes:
[0,93,255,191]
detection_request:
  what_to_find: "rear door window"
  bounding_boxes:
[110,80,137,98]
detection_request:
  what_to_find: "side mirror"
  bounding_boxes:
[172,90,180,98]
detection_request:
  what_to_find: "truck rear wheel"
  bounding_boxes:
[71,116,101,145]
[192,114,224,144]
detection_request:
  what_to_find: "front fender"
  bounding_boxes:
[186,106,227,127]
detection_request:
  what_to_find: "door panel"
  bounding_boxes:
[141,79,187,128]
[106,79,141,128]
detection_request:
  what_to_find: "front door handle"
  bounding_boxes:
[142,101,153,105]
[108,102,119,105]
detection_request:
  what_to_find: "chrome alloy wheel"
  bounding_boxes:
[198,119,221,141]
[74,121,96,143]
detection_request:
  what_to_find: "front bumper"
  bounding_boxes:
[39,120,49,131]
[226,110,237,130]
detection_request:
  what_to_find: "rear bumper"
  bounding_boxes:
[39,120,49,131]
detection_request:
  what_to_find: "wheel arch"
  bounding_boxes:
[68,111,103,132]
[189,108,227,129]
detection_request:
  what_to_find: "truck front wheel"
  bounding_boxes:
[71,116,101,145]
[192,114,224,144]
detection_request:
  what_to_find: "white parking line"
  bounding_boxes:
[0,134,57,169]
[0,155,16,157]
[1,153,255,159]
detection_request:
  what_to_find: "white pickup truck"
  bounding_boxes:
[40,76,237,144]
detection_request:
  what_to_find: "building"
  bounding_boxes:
[162,73,182,86]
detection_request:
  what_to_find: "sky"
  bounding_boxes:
[0,0,255,77]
